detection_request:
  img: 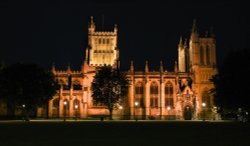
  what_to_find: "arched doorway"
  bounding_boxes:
[184,106,192,120]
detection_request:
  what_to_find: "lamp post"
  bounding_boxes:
[167,106,171,120]
[134,101,139,121]
[202,102,206,121]
[119,106,123,120]
[63,101,67,122]
[74,104,79,121]
[22,104,26,121]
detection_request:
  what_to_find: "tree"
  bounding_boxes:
[0,63,58,118]
[211,49,250,117]
[91,66,129,120]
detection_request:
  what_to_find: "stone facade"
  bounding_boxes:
[42,18,217,120]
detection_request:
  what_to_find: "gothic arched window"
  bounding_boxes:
[150,82,158,107]
[165,82,174,108]
[200,46,204,65]
[206,45,210,65]
[73,99,80,110]
[52,98,59,117]
[135,82,144,107]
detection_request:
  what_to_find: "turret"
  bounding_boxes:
[178,36,186,72]
[189,19,200,66]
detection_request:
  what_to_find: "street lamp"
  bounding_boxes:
[119,106,123,120]
[167,106,171,120]
[202,102,206,121]
[22,104,26,121]
[134,101,139,121]
[74,104,79,121]
[63,101,67,122]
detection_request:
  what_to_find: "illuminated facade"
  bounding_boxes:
[40,18,217,120]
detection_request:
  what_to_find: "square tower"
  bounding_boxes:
[86,16,119,67]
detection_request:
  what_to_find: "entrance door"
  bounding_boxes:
[184,106,192,120]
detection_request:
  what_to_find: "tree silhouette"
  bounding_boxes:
[91,66,129,120]
[0,63,58,118]
[211,49,250,116]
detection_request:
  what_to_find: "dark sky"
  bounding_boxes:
[0,0,249,71]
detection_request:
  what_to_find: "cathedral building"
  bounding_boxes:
[42,17,217,120]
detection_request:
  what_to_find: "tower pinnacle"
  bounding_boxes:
[192,19,198,33]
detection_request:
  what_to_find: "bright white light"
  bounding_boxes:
[202,102,206,107]
[75,105,78,109]
[119,106,123,110]
[135,101,139,106]
[167,106,171,110]
[64,101,67,105]
[22,104,25,108]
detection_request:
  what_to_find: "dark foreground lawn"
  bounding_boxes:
[0,120,249,146]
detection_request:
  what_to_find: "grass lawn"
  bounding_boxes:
[0,120,249,146]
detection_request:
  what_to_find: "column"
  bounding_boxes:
[81,91,88,118]
[145,77,150,116]
[59,99,64,118]
[48,100,53,118]
[59,85,64,118]
[160,77,164,118]
[129,75,134,118]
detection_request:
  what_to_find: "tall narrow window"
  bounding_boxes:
[52,98,59,117]
[150,82,158,107]
[165,82,174,108]
[200,46,204,65]
[135,82,144,107]
[206,45,210,65]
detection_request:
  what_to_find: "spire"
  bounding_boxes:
[209,26,215,38]
[145,60,149,72]
[174,61,178,72]
[90,16,94,26]
[114,24,118,33]
[184,38,188,48]
[67,63,71,73]
[85,48,89,61]
[160,61,164,72]
[52,63,56,73]
[178,36,183,48]
[130,60,134,72]
[192,19,198,33]
[88,16,95,33]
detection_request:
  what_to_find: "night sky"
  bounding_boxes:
[0,0,248,71]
